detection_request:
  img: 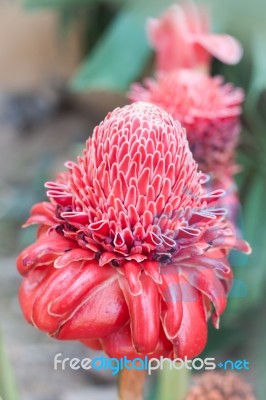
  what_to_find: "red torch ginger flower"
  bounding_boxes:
[17,102,250,360]
[129,71,244,220]
[148,1,243,73]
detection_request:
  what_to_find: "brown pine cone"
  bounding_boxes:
[185,371,256,400]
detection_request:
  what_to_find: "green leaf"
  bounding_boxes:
[0,334,19,400]
[245,33,266,112]
[24,0,89,9]
[228,172,266,314]
[209,0,266,36]
[246,305,266,400]
[242,174,266,297]
[203,322,248,356]
[70,0,174,92]
[70,10,150,92]
[210,0,266,109]
[23,0,124,9]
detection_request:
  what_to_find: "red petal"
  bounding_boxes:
[128,204,139,227]
[61,211,89,228]
[23,202,56,227]
[55,248,95,268]
[57,278,129,339]
[201,189,225,204]
[81,339,103,351]
[138,168,150,195]
[189,255,231,274]
[158,267,183,339]
[212,236,251,254]
[142,210,153,230]
[101,324,172,360]
[17,231,78,274]
[99,252,117,266]
[19,267,52,323]
[173,276,207,359]
[182,266,227,328]
[30,262,85,333]
[47,190,72,206]
[102,324,140,360]
[119,274,160,354]
[49,261,116,316]
[143,260,162,284]
[122,261,142,296]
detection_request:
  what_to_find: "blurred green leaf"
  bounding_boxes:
[203,322,248,356]
[211,0,266,110]
[247,34,266,105]
[24,0,91,9]
[24,0,124,9]
[0,334,19,400]
[70,9,150,91]
[240,173,266,303]
[225,170,266,315]
[247,305,266,400]
[209,0,266,36]
[70,0,174,92]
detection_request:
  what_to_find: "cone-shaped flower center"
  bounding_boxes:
[45,102,228,267]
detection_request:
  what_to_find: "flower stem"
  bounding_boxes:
[156,364,190,400]
[119,368,147,400]
[0,333,19,400]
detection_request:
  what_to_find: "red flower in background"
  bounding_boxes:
[17,102,250,360]
[129,71,244,221]
[148,1,243,73]
[129,71,243,176]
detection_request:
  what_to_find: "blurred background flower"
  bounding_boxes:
[129,70,244,222]
[0,0,266,399]
[185,371,256,400]
[146,1,242,72]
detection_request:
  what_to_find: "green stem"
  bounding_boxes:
[156,363,190,400]
[0,333,19,400]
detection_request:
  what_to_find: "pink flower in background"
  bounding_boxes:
[129,71,244,220]
[148,1,243,72]
[17,103,250,360]
[130,71,243,176]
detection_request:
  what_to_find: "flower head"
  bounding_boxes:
[129,70,244,177]
[186,371,256,400]
[148,1,243,72]
[17,102,250,359]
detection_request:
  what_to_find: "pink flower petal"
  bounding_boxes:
[195,34,243,65]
